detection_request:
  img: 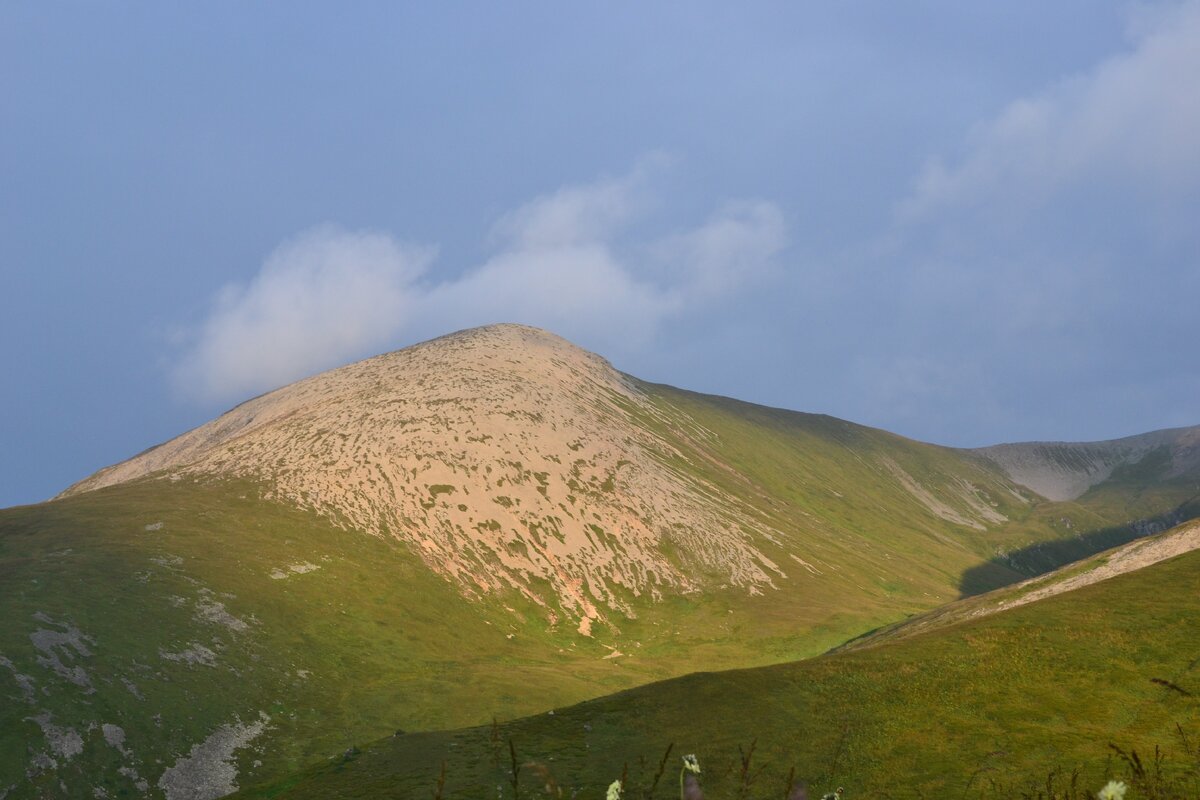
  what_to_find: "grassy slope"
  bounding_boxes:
[234,547,1200,799]
[0,471,1025,798]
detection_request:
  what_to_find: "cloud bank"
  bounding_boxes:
[777,2,1200,444]
[174,163,785,404]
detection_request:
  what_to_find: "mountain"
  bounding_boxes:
[57,325,1200,626]
[3,323,1198,798]
[52,323,1031,633]
[61,324,799,633]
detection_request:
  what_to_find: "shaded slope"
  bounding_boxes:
[839,515,1200,652]
[234,546,1200,799]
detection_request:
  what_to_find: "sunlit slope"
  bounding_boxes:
[631,382,1199,599]
[235,546,1200,799]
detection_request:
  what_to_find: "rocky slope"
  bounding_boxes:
[65,325,789,632]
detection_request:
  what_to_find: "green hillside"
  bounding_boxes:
[633,382,1199,603]
[233,542,1200,799]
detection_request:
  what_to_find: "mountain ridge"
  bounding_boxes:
[972,425,1200,501]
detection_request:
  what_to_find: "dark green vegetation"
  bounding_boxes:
[2,346,1198,797]
[233,541,1200,799]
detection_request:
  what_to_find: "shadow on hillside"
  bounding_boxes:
[958,499,1200,598]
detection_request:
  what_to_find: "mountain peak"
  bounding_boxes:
[64,325,780,633]
[413,322,590,355]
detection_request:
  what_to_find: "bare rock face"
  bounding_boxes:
[64,324,781,630]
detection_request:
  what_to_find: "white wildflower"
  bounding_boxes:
[606,779,623,800]
[1097,781,1127,800]
[681,754,701,774]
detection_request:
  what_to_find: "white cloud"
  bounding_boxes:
[174,162,786,404]
[649,200,787,300]
[899,0,1200,223]
[421,244,678,347]
[173,227,433,404]
[487,157,661,251]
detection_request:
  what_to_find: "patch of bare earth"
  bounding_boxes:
[157,714,269,800]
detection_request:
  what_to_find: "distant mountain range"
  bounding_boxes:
[3,324,1197,798]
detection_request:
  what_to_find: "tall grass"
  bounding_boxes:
[462,706,1199,800]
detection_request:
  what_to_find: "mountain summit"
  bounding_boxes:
[66,325,783,632]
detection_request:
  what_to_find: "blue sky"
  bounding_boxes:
[3,2,1198,507]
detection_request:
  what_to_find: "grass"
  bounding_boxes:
[231,546,1200,798]
[635,382,1199,602]
[1,470,1055,796]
